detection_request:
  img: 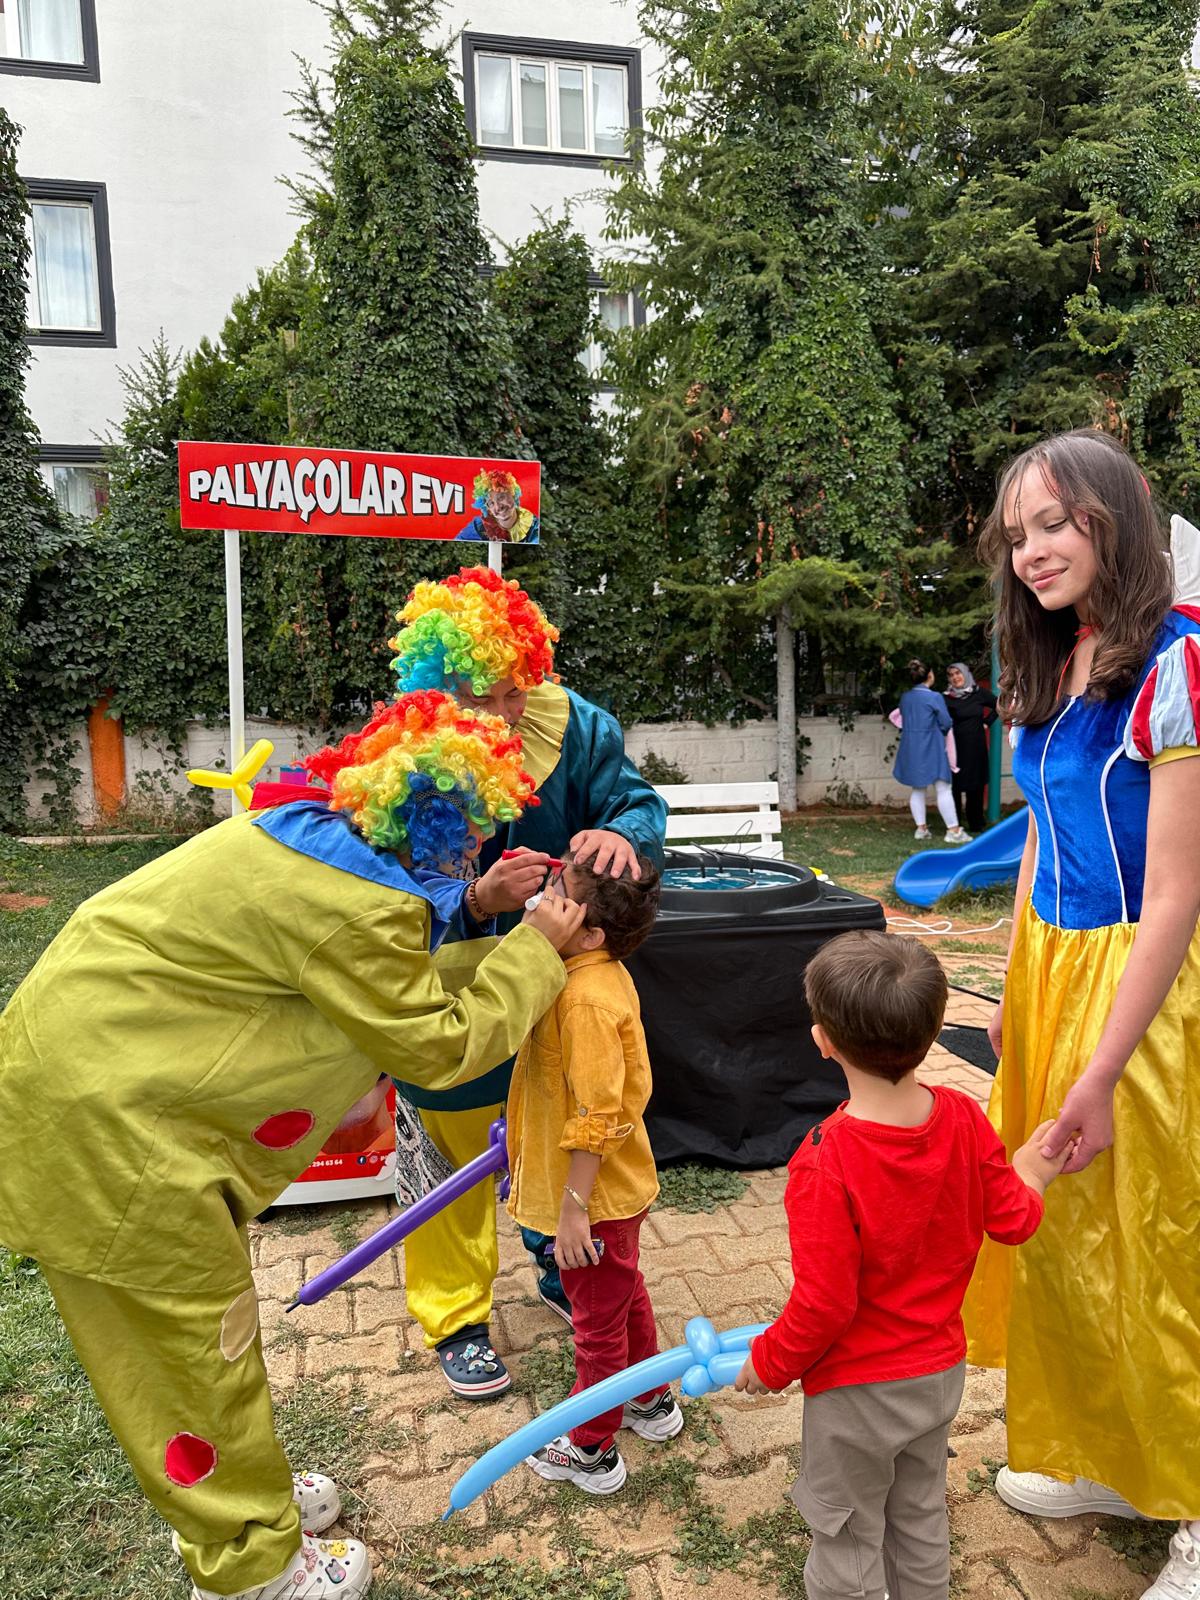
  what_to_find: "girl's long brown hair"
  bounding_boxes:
[978,429,1173,727]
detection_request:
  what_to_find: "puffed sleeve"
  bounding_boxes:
[1123,632,1200,766]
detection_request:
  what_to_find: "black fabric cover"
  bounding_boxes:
[627,881,886,1169]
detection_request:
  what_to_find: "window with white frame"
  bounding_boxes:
[0,0,99,78]
[24,180,115,344]
[581,289,635,383]
[43,458,109,520]
[466,37,637,162]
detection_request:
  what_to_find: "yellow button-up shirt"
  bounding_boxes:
[506,949,659,1235]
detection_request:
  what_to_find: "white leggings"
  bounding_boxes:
[909,782,958,830]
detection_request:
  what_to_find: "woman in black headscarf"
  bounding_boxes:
[944,663,997,833]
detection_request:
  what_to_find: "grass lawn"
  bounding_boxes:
[0,836,179,1007]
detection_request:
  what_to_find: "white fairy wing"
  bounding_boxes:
[1170,513,1200,605]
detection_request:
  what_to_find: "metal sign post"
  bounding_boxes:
[223,529,246,815]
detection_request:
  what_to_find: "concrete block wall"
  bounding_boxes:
[22,712,1019,824]
[624,716,1020,808]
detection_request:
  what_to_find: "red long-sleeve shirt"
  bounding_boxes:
[751,1086,1043,1396]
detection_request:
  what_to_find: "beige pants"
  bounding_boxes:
[792,1362,966,1600]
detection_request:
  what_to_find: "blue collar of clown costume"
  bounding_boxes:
[251,799,468,951]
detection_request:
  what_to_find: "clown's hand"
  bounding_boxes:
[474,850,556,916]
[523,893,586,952]
[571,829,640,880]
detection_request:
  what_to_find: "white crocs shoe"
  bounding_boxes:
[995,1467,1139,1519]
[190,1532,372,1599]
[293,1470,341,1533]
[1143,1524,1200,1599]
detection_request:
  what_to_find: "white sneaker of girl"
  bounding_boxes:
[190,1531,372,1600]
[945,827,972,844]
[995,1467,1139,1519]
[1143,1523,1200,1599]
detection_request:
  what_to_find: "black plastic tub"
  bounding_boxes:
[629,849,886,1168]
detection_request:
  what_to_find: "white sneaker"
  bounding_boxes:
[526,1434,627,1495]
[293,1470,341,1533]
[1144,1524,1200,1599]
[914,826,932,840]
[190,1532,372,1599]
[995,1467,1140,1519]
[622,1391,685,1442]
[945,827,973,844]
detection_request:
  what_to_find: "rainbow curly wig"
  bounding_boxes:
[389,566,559,696]
[304,690,537,869]
[473,469,521,510]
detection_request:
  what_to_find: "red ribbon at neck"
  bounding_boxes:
[1057,625,1095,701]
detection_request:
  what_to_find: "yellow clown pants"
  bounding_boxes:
[403,1100,505,1347]
[42,1259,300,1596]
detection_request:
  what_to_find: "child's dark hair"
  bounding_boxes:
[804,931,947,1083]
[566,850,661,960]
[907,659,929,685]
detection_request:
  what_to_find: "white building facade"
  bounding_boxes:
[1,0,656,514]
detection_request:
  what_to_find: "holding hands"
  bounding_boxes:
[1012,1118,1076,1192]
[1036,1075,1115,1174]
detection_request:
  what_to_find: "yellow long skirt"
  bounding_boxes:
[963,905,1200,1518]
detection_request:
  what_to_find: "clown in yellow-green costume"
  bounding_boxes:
[0,691,585,1600]
[388,568,668,1397]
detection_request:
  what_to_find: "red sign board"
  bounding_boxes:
[177,441,541,544]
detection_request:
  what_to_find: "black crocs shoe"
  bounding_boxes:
[435,1323,511,1398]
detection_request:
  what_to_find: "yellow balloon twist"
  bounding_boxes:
[187,739,275,811]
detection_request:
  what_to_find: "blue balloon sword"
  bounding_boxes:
[444,1316,769,1516]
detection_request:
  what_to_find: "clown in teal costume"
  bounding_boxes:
[388,568,667,1394]
[0,692,581,1600]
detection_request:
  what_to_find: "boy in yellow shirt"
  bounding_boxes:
[505,850,679,1493]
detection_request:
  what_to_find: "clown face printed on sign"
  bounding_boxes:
[455,469,540,544]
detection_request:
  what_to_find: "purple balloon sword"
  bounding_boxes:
[285,1117,509,1313]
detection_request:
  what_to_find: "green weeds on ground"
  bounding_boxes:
[655,1163,750,1213]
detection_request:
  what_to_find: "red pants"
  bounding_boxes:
[560,1209,662,1449]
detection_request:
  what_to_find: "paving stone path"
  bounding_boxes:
[251,956,1168,1597]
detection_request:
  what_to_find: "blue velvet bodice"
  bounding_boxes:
[1013,611,1200,929]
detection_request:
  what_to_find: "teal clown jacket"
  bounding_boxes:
[395,681,668,1110]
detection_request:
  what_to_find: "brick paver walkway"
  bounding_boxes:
[251,956,1163,1597]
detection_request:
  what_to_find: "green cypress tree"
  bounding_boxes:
[890,0,1200,536]
[605,0,916,798]
[291,0,527,706]
[490,219,664,718]
[176,245,348,723]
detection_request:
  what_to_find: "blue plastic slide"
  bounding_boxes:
[892,807,1030,909]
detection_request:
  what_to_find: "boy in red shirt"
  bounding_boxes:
[736,931,1071,1600]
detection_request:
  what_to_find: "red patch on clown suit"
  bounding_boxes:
[252,1110,316,1150]
[164,1432,218,1487]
